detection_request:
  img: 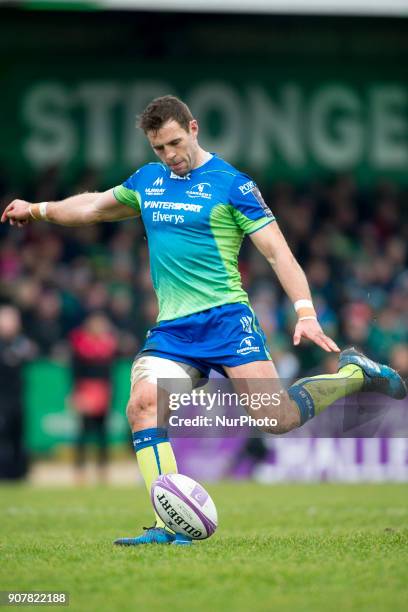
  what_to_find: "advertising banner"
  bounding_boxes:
[2,14,408,187]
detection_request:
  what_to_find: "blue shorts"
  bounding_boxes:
[139,302,272,377]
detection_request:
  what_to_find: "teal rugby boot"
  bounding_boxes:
[114,526,175,546]
[338,348,407,400]
[172,533,193,546]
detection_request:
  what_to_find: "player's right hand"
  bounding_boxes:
[1,199,32,227]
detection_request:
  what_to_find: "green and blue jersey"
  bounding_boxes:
[113,154,275,322]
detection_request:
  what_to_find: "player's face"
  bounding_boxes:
[147,119,199,176]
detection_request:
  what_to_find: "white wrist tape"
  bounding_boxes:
[298,315,317,321]
[294,299,314,312]
[39,202,49,219]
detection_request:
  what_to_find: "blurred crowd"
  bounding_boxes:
[0,167,408,383]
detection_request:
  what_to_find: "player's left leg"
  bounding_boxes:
[114,375,175,545]
[225,348,406,433]
[114,356,200,546]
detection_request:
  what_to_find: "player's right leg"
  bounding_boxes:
[114,356,199,546]
[225,348,406,433]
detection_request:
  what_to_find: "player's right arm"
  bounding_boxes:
[1,189,139,227]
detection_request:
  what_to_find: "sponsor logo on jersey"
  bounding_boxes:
[239,180,273,218]
[152,212,184,224]
[145,176,166,196]
[144,200,203,213]
[240,315,253,334]
[252,186,274,217]
[237,336,260,356]
[239,180,256,196]
[170,171,191,180]
[186,182,212,199]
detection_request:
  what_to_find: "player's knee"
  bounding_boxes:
[126,382,157,429]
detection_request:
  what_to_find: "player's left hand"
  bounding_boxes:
[293,318,340,352]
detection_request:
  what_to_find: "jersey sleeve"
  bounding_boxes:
[228,174,275,234]
[113,170,142,215]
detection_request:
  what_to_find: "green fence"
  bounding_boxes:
[23,359,132,453]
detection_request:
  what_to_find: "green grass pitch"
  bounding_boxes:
[0,483,407,611]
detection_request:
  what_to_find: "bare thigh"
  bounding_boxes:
[126,356,202,432]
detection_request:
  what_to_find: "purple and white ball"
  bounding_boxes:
[151,474,218,540]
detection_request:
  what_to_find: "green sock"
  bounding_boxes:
[288,365,364,424]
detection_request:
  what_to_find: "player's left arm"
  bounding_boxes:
[250,222,339,352]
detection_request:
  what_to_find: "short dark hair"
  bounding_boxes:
[137,95,194,133]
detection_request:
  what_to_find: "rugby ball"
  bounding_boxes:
[151,474,218,540]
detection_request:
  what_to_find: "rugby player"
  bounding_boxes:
[2,96,406,546]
